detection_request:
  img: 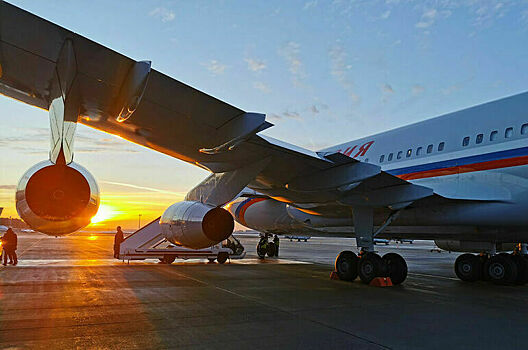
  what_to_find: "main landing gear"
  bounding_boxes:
[334,207,409,285]
[455,252,528,285]
[335,250,408,284]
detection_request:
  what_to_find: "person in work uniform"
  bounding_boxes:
[113,226,125,259]
[273,234,280,257]
[1,228,17,266]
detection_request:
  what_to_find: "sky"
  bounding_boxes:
[1,0,528,230]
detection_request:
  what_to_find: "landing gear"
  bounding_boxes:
[382,253,408,285]
[334,250,408,284]
[335,251,358,281]
[267,242,277,257]
[358,253,384,284]
[160,255,176,264]
[454,253,481,282]
[454,252,528,285]
[217,252,229,264]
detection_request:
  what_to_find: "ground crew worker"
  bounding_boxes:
[9,229,17,265]
[1,228,16,266]
[273,234,280,257]
[113,226,124,259]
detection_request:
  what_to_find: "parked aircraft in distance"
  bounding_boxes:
[1,2,528,286]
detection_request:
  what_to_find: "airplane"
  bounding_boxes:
[1,2,528,286]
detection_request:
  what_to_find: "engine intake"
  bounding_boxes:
[160,201,234,249]
[16,160,99,235]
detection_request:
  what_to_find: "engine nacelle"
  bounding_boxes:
[16,160,99,235]
[160,201,234,249]
[434,240,516,253]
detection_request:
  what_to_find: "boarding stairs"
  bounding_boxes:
[119,217,245,263]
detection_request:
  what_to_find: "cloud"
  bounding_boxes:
[380,10,391,20]
[283,111,302,120]
[303,0,318,10]
[416,9,437,28]
[310,105,319,114]
[0,185,16,190]
[412,84,425,95]
[245,58,267,72]
[268,114,282,122]
[278,41,306,87]
[101,181,185,196]
[149,7,175,22]
[203,60,227,75]
[0,127,140,154]
[328,45,359,102]
[382,84,394,93]
[253,81,271,93]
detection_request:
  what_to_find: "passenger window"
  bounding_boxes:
[490,130,498,141]
[388,153,393,161]
[427,144,433,154]
[462,137,470,147]
[397,151,403,159]
[476,134,483,144]
[505,127,513,138]
[522,124,528,135]
[416,147,422,156]
[406,149,412,158]
[379,155,384,163]
[438,142,445,151]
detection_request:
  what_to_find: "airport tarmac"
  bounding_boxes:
[1,232,527,349]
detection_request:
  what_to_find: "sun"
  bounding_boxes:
[90,204,117,224]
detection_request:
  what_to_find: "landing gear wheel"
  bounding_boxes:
[267,242,277,257]
[510,254,528,285]
[486,254,518,285]
[334,251,358,281]
[358,253,383,284]
[382,253,408,285]
[217,252,229,264]
[208,258,216,263]
[454,254,481,282]
[257,243,267,259]
[161,255,176,264]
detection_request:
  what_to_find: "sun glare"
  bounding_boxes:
[90,204,117,224]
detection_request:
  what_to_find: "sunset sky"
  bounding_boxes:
[1,0,528,230]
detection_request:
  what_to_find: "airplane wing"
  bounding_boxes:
[0,2,434,211]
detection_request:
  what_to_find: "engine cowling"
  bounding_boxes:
[160,201,234,249]
[16,160,100,235]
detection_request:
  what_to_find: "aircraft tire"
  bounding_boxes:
[358,252,383,284]
[335,251,358,281]
[486,255,518,285]
[267,242,277,257]
[510,254,528,285]
[382,253,408,285]
[161,255,176,264]
[217,252,229,264]
[454,254,481,282]
[208,258,216,263]
[257,243,267,259]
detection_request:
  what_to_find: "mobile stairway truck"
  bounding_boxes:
[119,217,245,264]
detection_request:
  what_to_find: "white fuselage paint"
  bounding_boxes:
[229,92,528,239]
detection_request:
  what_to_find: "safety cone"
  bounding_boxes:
[369,277,393,287]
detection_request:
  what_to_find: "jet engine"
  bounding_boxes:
[15,160,100,235]
[160,201,234,249]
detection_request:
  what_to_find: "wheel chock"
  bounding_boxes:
[369,277,393,287]
[330,271,341,280]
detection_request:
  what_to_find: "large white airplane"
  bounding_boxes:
[1,2,527,286]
